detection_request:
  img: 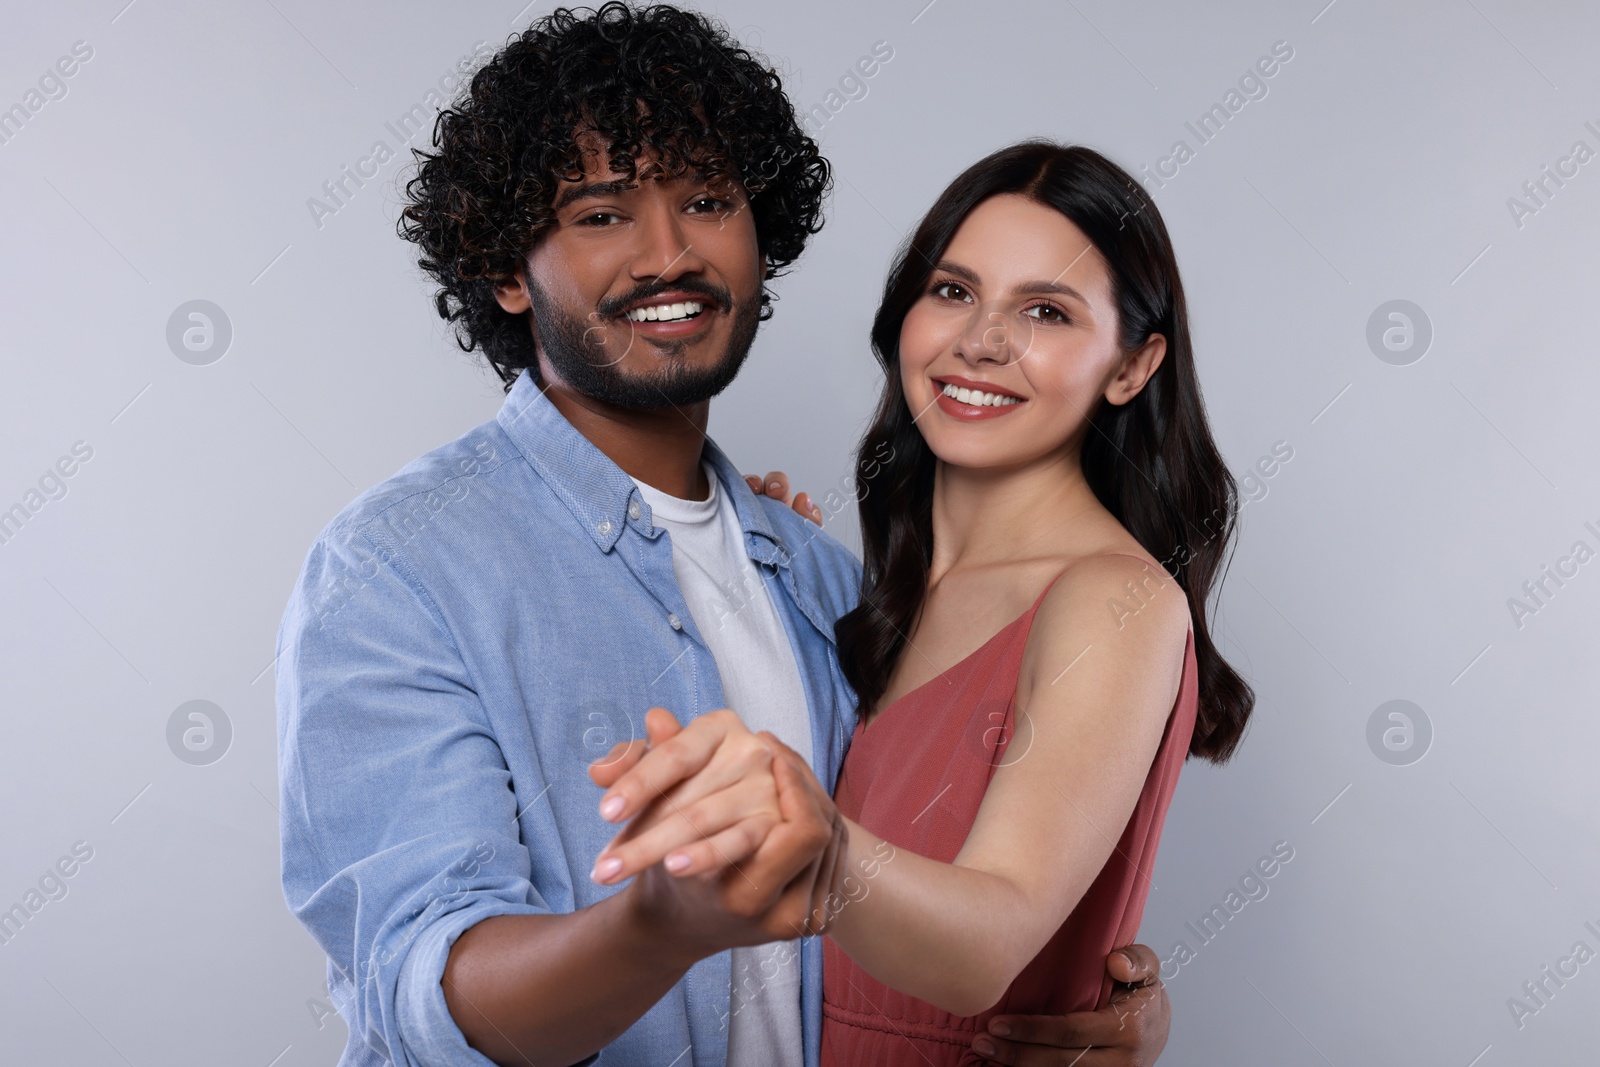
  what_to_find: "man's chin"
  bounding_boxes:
[634,363,746,408]
[548,354,747,409]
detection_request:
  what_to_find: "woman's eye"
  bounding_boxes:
[1024,303,1068,324]
[932,281,969,301]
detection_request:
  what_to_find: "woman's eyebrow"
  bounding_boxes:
[1017,278,1089,304]
[936,260,1088,304]
[932,259,980,285]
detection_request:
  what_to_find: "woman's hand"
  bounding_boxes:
[588,708,850,937]
[588,708,784,885]
[744,470,823,525]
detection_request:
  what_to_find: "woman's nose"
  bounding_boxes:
[955,303,1022,366]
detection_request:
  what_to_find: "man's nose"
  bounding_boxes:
[630,201,707,283]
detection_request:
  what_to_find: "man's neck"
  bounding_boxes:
[538,374,712,501]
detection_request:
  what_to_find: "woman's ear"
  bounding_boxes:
[1105,333,1167,406]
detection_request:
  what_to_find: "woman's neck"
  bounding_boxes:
[927,449,1103,582]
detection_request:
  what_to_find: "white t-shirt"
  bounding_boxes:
[629,463,813,1067]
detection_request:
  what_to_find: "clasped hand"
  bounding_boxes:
[586,707,847,943]
[585,707,1175,1065]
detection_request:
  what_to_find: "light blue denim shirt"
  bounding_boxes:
[276,369,862,1066]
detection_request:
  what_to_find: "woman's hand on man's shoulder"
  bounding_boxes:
[744,469,823,526]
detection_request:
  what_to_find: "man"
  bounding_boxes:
[276,4,1171,1065]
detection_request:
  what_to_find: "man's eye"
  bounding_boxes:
[688,197,730,213]
[579,211,622,226]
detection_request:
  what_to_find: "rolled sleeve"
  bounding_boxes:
[276,521,553,1065]
[394,897,572,1067]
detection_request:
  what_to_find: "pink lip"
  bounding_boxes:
[933,391,1025,421]
[628,313,713,339]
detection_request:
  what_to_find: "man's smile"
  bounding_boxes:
[614,289,722,341]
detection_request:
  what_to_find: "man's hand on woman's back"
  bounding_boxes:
[973,944,1171,1064]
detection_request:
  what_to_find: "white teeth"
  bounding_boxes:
[626,300,704,323]
[942,382,1021,407]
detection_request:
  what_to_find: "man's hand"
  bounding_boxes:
[745,469,822,525]
[970,944,1170,1065]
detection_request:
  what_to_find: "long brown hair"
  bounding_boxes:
[834,140,1254,762]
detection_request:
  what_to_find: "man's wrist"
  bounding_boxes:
[616,871,718,971]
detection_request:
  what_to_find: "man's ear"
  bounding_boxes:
[494,272,532,314]
[1105,333,1167,407]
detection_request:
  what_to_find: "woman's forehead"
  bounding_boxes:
[944,196,1109,302]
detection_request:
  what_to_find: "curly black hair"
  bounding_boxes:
[397,2,831,392]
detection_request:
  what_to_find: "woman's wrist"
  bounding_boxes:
[815,818,900,939]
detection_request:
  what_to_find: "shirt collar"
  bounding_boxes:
[495,369,791,565]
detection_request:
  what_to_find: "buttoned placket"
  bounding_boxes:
[480,370,854,1065]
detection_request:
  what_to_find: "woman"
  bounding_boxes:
[593,140,1254,1064]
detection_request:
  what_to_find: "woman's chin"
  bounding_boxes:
[922,440,1031,473]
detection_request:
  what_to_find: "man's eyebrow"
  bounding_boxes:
[553,180,638,212]
[934,259,1089,304]
[551,168,728,212]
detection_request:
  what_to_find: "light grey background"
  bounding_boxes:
[2,0,1596,1063]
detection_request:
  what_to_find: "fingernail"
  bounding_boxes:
[591,857,622,882]
[972,1036,996,1056]
[989,1020,1010,1037]
[600,796,625,820]
[768,481,780,491]
[665,852,691,872]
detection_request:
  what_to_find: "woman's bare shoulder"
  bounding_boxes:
[1021,551,1192,692]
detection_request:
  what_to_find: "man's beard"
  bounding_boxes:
[527,278,761,409]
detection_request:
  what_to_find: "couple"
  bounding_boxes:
[275,4,1253,1066]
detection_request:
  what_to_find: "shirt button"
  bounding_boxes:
[596,519,612,536]
[668,613,683,630]
[628,501,642,521]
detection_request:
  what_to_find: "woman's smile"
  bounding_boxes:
[930,374,1028,420]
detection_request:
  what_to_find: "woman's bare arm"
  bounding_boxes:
[823,555,1189,1013]
[594,554,1189,1015]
